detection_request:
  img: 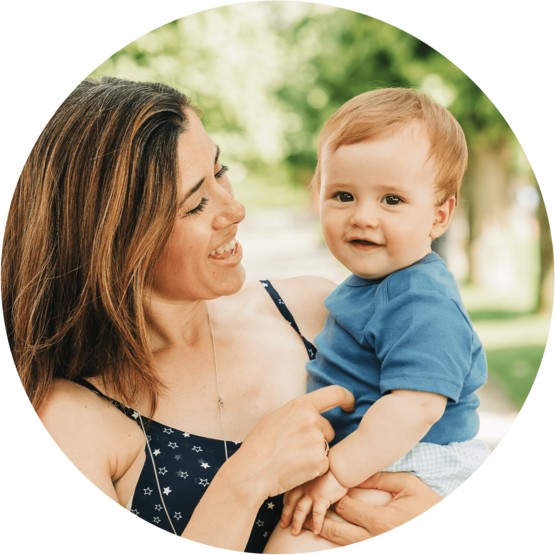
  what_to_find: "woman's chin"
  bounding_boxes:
[218,263,247,297]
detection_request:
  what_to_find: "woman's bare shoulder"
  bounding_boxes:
[38,378,145,500]
[267,277,337,342]
[271,276,337,303]
[214,277,335,341]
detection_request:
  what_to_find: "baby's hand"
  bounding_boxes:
[280,471,348,536]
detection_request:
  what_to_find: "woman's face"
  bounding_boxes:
[151,111,246,302]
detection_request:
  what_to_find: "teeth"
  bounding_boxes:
[210,239,236,258]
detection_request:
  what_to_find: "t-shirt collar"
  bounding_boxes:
[344,252,441,287]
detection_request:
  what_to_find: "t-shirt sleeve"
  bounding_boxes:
[364,286,473,403]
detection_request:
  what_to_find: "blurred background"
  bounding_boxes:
[90,1,552,449]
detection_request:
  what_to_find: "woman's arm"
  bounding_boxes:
[41,381,354,551]
[183,386,355,550]
[38,379,146,506]
[303,472,443,545]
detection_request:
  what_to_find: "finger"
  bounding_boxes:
[357,471,416,495]
[281,488,305,528]
[333,495,385,532]
[319,417,335,443]
[291,495,313,536]
[311,500,329,536]
[301,385,355,414]
[316,517,371,546]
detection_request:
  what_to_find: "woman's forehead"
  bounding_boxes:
[177,115,218,194]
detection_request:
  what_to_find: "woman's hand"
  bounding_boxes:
[229,385,355,503]
[302,472,443,545]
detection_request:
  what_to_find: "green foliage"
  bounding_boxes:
[486,345,545,408]
[88,2,513,201]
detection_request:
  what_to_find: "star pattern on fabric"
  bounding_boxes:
[262,282,268,287]
[85,281,302,553]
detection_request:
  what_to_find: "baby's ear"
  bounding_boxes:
[430,196,456,239]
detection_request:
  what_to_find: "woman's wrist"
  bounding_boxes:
[183,456,267,550]
[212,451,268,509]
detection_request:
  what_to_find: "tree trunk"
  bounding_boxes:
[463,143,513,288]
[536,182,554,312]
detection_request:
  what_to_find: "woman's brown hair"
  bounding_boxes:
[2,77,195,413]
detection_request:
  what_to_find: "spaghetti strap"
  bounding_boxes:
[74,377,133,417]
[260,280,317,361]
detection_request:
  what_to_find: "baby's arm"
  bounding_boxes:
[281,389,446,535]
[330,389,447,488]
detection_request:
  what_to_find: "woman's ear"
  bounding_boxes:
[430,196,456,239]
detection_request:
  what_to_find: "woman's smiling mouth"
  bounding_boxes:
[209,239,239,259]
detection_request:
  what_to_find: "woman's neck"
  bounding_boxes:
[146,294,211,353]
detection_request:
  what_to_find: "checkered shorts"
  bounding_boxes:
[383,438,491,497]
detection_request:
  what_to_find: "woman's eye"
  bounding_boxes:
[382,195,402,206]
[335,192,354,203]
[185,198,208,216]
[215,165,229,179]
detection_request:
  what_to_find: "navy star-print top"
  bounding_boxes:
[75,280,317,553]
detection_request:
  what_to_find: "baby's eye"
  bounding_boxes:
[335,192,354,203]
[382,195,402,206]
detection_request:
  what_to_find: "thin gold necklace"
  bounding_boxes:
[130,304,228,534]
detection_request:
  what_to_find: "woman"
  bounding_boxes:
[2,77,441,552]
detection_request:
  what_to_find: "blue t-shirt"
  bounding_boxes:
[307,253,487,446]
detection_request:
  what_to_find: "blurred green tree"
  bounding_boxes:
[89,2,549,307]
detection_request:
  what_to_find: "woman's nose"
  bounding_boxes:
[213,194,246,230]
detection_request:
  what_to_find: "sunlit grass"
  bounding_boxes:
[460,284,552,408]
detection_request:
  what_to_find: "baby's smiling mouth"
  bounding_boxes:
[350,239,380,246]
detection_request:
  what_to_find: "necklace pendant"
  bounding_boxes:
[218,396,224,406]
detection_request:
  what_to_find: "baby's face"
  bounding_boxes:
[319,128,452,280]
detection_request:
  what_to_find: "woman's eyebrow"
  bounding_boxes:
[178,145,221,208]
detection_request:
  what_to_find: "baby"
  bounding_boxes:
[264,88,490,553]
